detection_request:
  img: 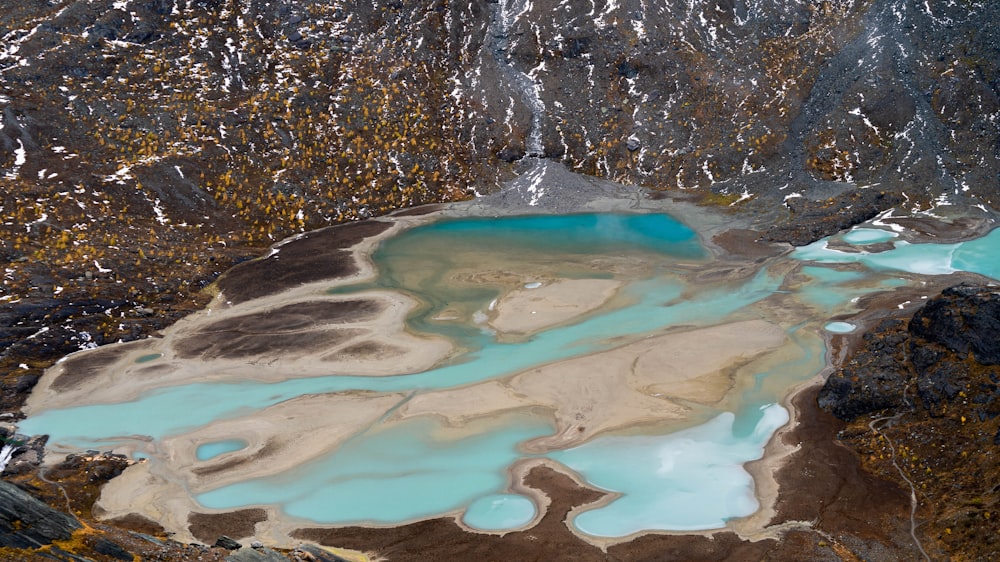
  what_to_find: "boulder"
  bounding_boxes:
[215,535,243,550]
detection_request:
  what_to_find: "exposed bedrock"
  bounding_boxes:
[0,479,80,550]
[819,283,1000,558]
[820,284,1000,421]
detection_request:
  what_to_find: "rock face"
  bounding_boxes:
[909,284,1000,367]
[0,480,80,549]
[820,284,1000,420]
[819,283,1000,558]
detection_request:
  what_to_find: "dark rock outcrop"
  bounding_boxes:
[215,535,243,550]
[818,318,912,420]
[0,429,46,476]
[818,283,1000,558]
[820,283,1000,420]
[909,284,1000,366]
[0,480,80,549]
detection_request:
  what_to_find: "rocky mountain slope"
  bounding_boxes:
[820,284,1000,561]
[2,0,998,410]
[1,0,999,560]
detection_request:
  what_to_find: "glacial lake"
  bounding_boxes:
[19,211,1000,539]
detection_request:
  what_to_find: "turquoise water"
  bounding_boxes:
[19,269,781,445]
[135,353,162,363]
[382,213,706,259]
[840,227,897,245]
[20,213,1000,538]
[338,212,708,345]
[198,415,551,527]
[462,494,537,530]
[196,439,247,461]
[792,227,1000,278]
[824,322,857,334]
[551,404,789,535]
[796,265,907,315]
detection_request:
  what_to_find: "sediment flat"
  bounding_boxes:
[22,215,454,414]
[488,278,623,335]
[400,319,787,450]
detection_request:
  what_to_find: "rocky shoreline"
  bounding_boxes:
[818,284,1000,560]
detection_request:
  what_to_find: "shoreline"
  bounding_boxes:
[17,184,995,556]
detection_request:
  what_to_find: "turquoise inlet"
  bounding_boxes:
[791,227,1000,278]
[551,405,789,535]
[462,494,537,531]
[825,322,856,334]
[197,415,551,525]
[18,212,1000,539]
[840,227,897,245]
[196,439,247,461]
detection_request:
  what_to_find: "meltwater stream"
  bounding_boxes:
[19,212,1000,537]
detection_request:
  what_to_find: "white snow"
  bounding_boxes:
[4,139,26,180]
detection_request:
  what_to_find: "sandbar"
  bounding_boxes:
[23,289,452,413]
[399,319,787,450]
[93,391,406,542]
[85,318,788,545]
[488,279,623,334]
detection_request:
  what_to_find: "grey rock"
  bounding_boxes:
[225,546,289,561]
[0,479,81,549]
[93,537,134,560]
[215,535,243,550]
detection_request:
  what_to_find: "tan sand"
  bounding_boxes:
[163,391,406,492]
[24,199,849,549]
[23,290,452,413]
[488,279,623,334]
[94,390,405,543]
[86,318,787,546]
[399,319,787,450]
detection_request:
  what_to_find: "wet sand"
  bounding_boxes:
[399,319,786,450]
[22,216,453,414]
[287,384,915,561]
[85,310,790,546]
